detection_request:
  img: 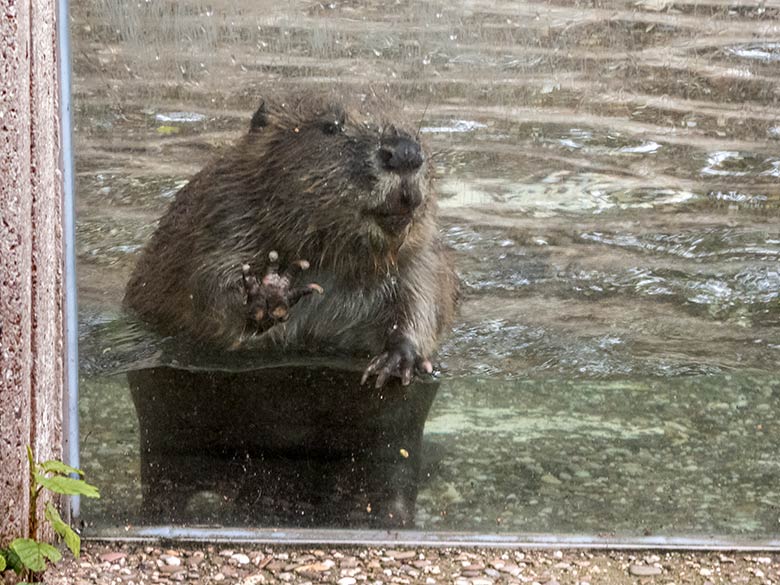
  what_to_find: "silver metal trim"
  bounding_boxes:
[57,0,80,519]
[86,527,780,551]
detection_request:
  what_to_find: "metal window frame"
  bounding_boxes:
[59,0,80,521]
[57,0,780,551]
[89,527,780,551]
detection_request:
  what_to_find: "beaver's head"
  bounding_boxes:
[242,93,436,265]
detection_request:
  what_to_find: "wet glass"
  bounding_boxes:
[73,0,780,539]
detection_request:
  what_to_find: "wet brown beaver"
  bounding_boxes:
[124,92,458,387]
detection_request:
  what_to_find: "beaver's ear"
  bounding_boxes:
[249,100,269,132]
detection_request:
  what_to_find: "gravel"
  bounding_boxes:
[30,543,779,585]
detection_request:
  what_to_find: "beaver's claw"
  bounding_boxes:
[361,337,433,388]
[242,251,323,329]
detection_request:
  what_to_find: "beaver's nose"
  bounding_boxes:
[378,137,424,173]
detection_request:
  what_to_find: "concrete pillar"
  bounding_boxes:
[0,0,64,542]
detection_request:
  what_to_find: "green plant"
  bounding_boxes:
[0,447,99,583]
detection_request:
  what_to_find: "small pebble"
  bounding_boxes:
[99,552,127,563]
[630,565,663,576]
[387,550,417,561]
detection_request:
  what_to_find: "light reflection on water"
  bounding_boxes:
[72,0,780,537]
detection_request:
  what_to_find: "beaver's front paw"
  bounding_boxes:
[242,251,323,330]
[361,335,433,388]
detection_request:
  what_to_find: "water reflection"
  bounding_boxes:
[128,363,439,528]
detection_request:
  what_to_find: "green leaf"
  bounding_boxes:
[2,546,23,573]
[40,460,84,477]
[38,542,62,564]
[45,502,80,558]
[0,551,6,571]
[9,538,60,572]
[35,473,100,498]
[9,538,45,572]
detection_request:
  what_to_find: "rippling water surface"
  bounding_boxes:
[73,0,780,538]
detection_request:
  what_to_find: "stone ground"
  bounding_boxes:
[20,543,779,585]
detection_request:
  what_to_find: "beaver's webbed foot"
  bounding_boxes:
[361,333,433,388]
[242,251,323,331]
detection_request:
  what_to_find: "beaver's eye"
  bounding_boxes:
[322,110,347,134]
[322,115,346,135]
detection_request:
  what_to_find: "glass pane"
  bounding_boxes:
[74,0,780,538]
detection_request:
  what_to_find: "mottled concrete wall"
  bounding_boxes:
[0,0,64,542]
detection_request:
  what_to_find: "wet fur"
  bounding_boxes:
[124,92,458,360]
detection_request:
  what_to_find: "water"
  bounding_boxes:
[72,0,780,538]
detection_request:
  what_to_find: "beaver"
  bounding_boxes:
[124,92,458,387]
